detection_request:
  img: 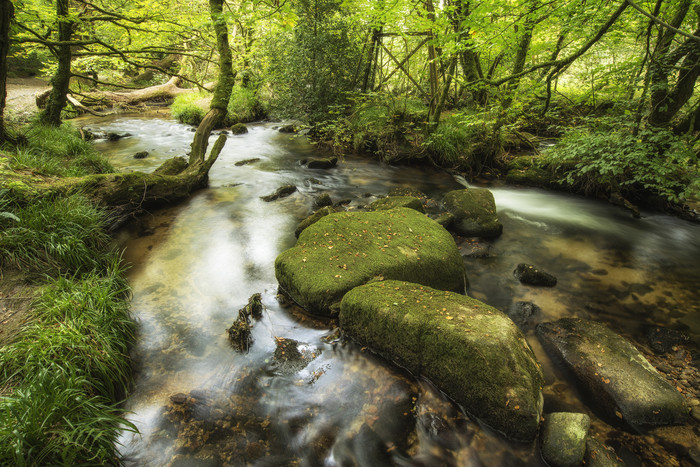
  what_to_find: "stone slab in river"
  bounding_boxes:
[443,189,503,238]
[276,208,466,316]
[340,280,544,442]
[537,318,687,428]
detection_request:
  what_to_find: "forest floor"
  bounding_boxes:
[5,77,50,120]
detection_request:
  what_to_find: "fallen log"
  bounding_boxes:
[36,76,196,111]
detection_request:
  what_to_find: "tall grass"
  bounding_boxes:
[0,265,135,465]
[0,194,113,276]
[8,123,115,176]
[171,91,209,125]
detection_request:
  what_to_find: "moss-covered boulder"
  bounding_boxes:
[276,208,466,316]
[369,196,424,213]
[537,318,688,428]
[443,189,502,238]
[505,156,559,189]
[294,206,336,238]
[307,156,338,169]
[230,123,248,135]
[340,280,544,441]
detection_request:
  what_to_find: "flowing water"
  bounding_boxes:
[77,115,700,466]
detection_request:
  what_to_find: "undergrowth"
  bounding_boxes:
[542,119,699,202]
[0,266,135,465]
[225,86,266,125]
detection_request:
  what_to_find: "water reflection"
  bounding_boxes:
[75,115,699,465]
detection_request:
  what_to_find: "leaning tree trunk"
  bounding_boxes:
[0,0,13,142]
[189,0,235,164]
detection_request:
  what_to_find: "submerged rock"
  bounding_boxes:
[443,189,503,238]
[270,337,320,374]
[340,280,545,442]
[644,326,689,354]
[537,318,687,428]
[276,208,466,316]
[234,158,261,166]
[307,156,338,169]
[227,293,263,351]
[230,123,248,135]
[294,206,336,238]
[261,184,297,202]
[540,412,590,467]
[133,151,149,159]
[369,196,424,213]
[585,437,624,467]
[513,263,557,287]
[506,301,541,328]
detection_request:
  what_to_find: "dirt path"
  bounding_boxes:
[5,77,51,119]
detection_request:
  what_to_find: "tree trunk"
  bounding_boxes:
[0,0,13,143]
[189,0,234,164]
[40,0,73,127]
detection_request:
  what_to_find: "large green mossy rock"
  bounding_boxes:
[537,318,688,428]
[275,208,466,316]
[340,280,544,442]
[369,196,424,213]
[443,189,503,238]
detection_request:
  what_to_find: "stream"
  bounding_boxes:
[77,115,700,466]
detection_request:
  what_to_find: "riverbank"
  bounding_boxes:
[0,123,136,464]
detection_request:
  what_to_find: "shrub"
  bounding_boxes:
[542,123,699,202]
[171,91,209,125]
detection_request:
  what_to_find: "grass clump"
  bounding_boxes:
[0,266,135,465]
[225,86,266,125]
[171,91,209,125]
[0,193,113,276]
[422,113,502,173]
[7,123,114,177]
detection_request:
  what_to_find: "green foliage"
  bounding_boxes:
[0,268,135,465]
[0,194,113,275]
[225,86,266,124]
[8,124,114,177]
[543,121,699,202]
[170,91,209,125]
[264,0,363,122]
[314,94,426,160]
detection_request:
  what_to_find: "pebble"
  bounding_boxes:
[691,407,700,423]
[687,399,700,407]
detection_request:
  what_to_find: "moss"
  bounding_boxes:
[505,156,559,189]
[275,208,466,316]
[340,280,544,442]
[369,196,424,213]
[443,189,503,238]
[295,206,336,238]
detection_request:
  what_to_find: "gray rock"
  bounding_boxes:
[234,158,261,166]
[537,318,688,428]
[340,280,545,442]
[369,195,424,213]
[540,412,590,467]
[443,189,503,238]
[261,184,297,202]
[514,263,557,287]
[314,193,333,209]
[506,301,541,328]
